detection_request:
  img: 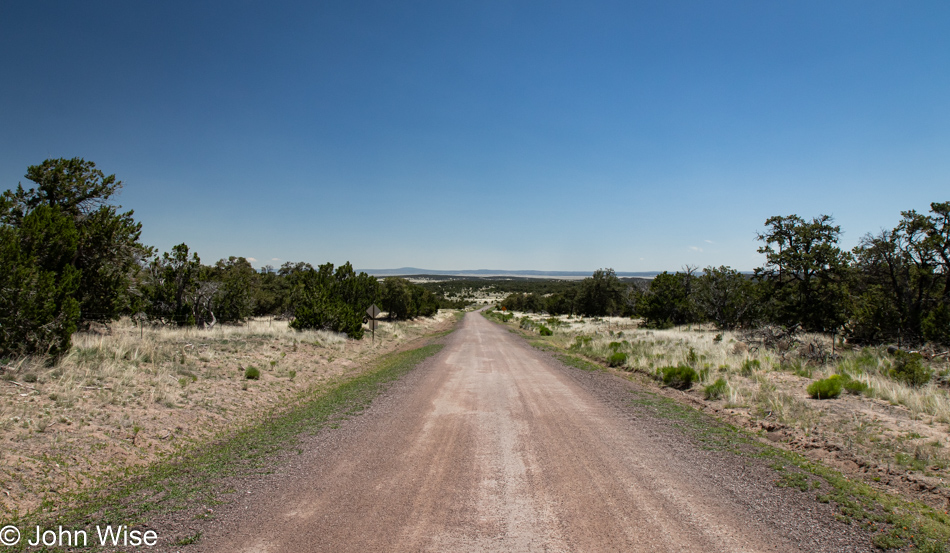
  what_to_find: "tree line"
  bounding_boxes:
[1,159,444,357]
[500,207,950,347]
[4,158,947,357]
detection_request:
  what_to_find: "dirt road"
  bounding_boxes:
[191,311,872,552]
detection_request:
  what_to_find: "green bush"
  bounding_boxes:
[570,336,593,351]
[519,316,537,331]
[607,351,628,367]
[661,364,698,390]
[807,375,844,399]
[244,366,261,380]
[843,378,869,395]
[740,359,761,376]
[889,351,932,387]
[704,377,728,400]
[686,347,699,366]
[539,324,553,336]
[288,262,378,339]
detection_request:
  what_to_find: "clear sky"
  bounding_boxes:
[2,1,948,273]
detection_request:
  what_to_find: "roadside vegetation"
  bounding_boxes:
[1,337,448,551]
[485,311,950,550]
[0,158,463,358]
[0,312,456,517]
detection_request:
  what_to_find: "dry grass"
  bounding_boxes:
[0,312,456,516]
[502,309,950,494]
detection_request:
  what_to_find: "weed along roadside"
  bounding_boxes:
[2,322,455,552]
[484,309,950,552]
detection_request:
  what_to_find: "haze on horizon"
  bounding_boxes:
[2,1,948,274]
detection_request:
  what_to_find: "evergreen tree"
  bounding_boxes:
[695,266,757,330]
[755,215,851,332]
[577,268,626,316]
[290,262,379,338]
[637,271,701,328]
[1,158,149,324]
[0,206,81,356]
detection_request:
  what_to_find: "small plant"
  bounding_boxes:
[661,364,698,390]
[713,333,723,343]
[244,366,261,380]
[174,531,202,546]
[843,378,869,395]
[704,377,728,400]
[607,351,628,367]
[539,325,553,336]
[570,336,593,351]
[288,370,297,380]
[740,359,761,376]
[22,372,38,383]
[889,351,932,387]
[686,347,698,367]
[807,375,844,399]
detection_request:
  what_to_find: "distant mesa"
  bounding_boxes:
[359,267,661,279]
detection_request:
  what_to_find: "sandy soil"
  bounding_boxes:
[167,311,873,552]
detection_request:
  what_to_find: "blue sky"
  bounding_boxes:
[2,1,948,272]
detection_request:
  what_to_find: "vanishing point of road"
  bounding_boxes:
[192,311,872,553]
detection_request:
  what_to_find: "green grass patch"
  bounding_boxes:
[607,351,628,368]
[704,377,728,400]
[554,352,604,372]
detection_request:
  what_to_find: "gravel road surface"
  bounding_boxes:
[190,311,872,552]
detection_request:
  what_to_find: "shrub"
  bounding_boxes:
[843,379,869,395]
[740,359,761,376]
[244,366,261,380]
[539,325,553,336]
[704,377,728,400]
[607,351,628,367]
[686,347,699,366]
[570,336,593,351]
[780,360,812,378]
[889,351,932,387]
[807,375,844,399]
[661,364,698,390]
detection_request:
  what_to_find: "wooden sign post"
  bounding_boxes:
[366,304,381,343]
